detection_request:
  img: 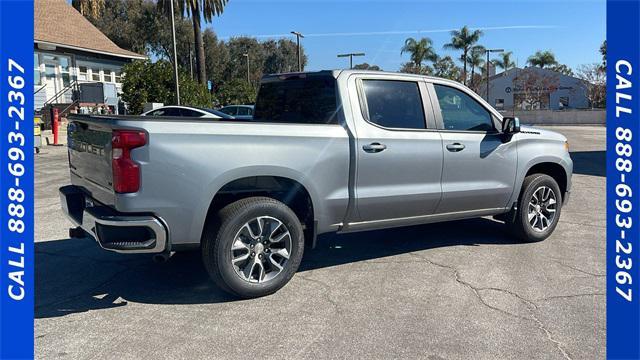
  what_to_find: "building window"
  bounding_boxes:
[34,53,42,85]
[495,98,505,110]
[114,70,122,83]
[60,57,71,87]
[104,71,114,83]
[91,68,101,81]
[78,66,88,81]
[44,63,56,80]
[559,97,569,109]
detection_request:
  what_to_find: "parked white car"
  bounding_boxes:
[141,105,234,119]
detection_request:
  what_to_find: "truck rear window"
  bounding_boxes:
[253,76,338,124]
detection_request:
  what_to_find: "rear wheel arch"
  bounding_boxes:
[203,176,316,246]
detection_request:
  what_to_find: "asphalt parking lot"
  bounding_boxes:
[35,126,605,360]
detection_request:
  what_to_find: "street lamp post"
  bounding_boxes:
[243,53,250,84]
[291,31,304,72]
[169,0,180,105]
[337,52,365,69]
[483,48,504,102]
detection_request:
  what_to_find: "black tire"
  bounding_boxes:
[509,174,563,242]
[201,197,304,298]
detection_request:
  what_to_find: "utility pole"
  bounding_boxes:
[484,48,504,102]
[337,52,365,69]
[169,0,180,105]
[291,31,304,72]
[243,53,250,83]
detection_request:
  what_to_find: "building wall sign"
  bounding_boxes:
[505,85,574,94]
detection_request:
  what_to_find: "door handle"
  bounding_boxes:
[446,143,465,152]
[363,142,387,153]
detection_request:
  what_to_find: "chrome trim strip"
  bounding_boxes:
[341,208,507,232]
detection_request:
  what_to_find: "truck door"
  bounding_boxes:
[429,82,517,214]
[349,76,443,225]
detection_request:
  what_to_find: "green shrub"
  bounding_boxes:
[122,60,211,114]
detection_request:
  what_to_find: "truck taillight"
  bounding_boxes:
[112,130,146,193]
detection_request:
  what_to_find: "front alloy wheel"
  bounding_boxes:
[527,186,558,232]
[509,174,563,242]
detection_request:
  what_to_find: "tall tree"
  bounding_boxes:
[71,0,105,18]
[466,46,485,88]
[262,39,307,74]
[492,51,515,72]
[577,63,606,108]
[399,62,433,75]
[527,50,558,68]
[600,40,607,69]
[225,36,265,86]
[401,37,438,72]
[549,63,574,77]
[159,0,229,84]
[203,29,230,86]
[76,0,149,55]
[443,26,483,85]
[432,56,461,80]
[353,63,382,71]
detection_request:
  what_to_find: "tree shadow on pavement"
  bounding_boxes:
[36,217,519,318]
[570,150,605,177]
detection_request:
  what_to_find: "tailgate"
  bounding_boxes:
[67,118,114,198]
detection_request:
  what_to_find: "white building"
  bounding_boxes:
[478,67,591,111]
[34,0,145,113]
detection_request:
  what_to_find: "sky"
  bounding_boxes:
[206,0,606,72]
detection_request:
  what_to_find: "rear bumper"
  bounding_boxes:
[59,185,168,254]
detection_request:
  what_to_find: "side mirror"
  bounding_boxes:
[502,116,521,134]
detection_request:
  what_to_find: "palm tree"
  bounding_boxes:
[401,37,438,72]
[443,26,483,85]
[466,46,485,88]
[492,51,516,72]
[71,0,105,18]
[159,0,229,84]
[527,50,558,68]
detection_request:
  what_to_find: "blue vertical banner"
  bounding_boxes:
[607,0,640,359]
[0,0,35,359]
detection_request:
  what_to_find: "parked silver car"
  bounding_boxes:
[218,104,254,120]
[61,70,572,298]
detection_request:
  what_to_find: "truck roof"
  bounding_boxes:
[261,69,461,86]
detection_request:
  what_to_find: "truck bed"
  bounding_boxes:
[65,114,352,248]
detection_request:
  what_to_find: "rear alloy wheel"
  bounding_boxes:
[202,197,304,298]
[509,174,563,242]
[231,216,292,283]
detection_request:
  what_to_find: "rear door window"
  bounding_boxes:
[253,76,338,124]
[361,80,426,129]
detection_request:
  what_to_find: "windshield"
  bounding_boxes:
[253,75,338,124]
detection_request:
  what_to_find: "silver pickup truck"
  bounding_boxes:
[60,70,572,298]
